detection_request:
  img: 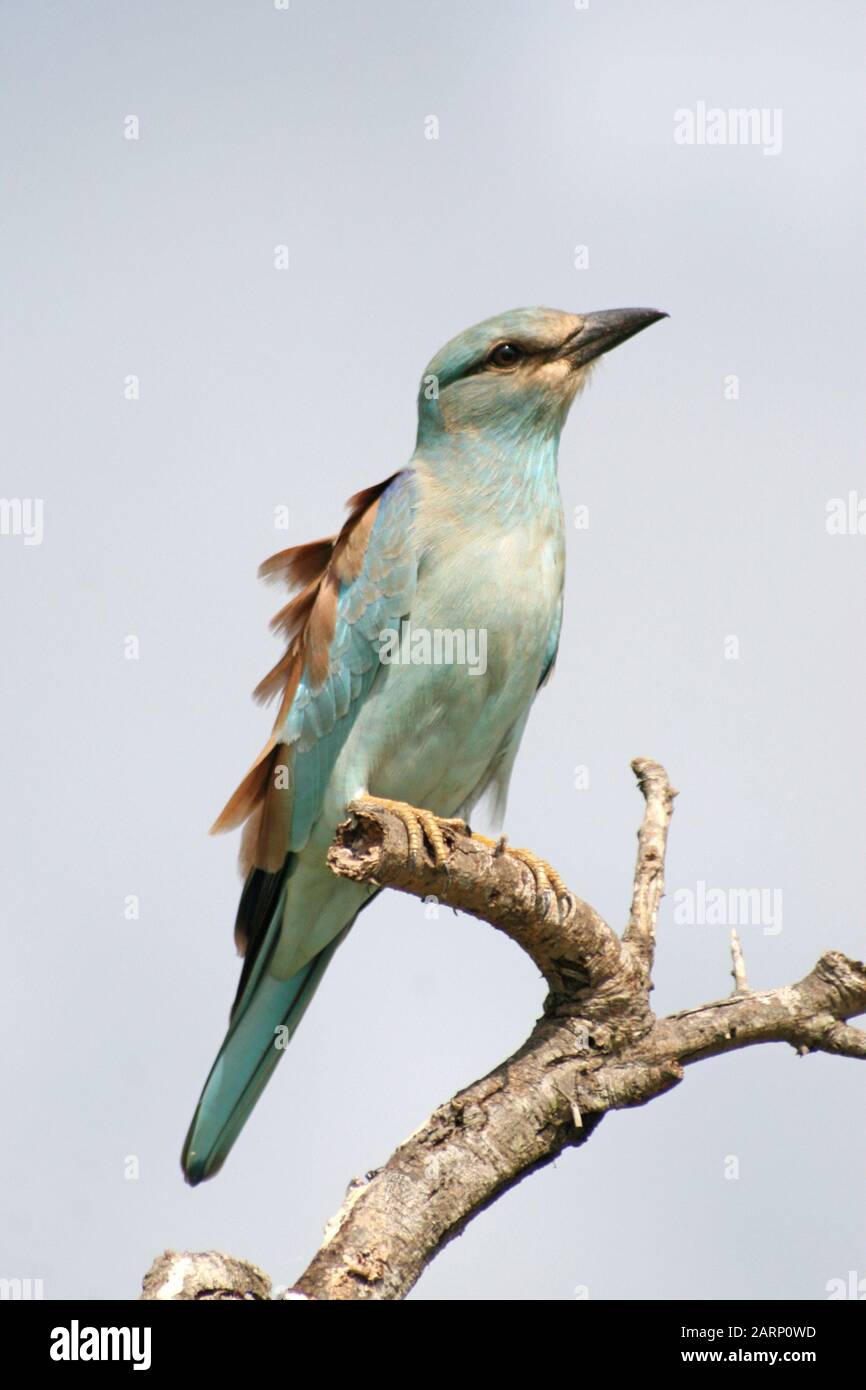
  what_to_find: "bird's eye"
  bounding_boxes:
[488,342,524,368]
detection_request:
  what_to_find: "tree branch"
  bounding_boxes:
[622,756,677,978]
[325,793,629,1006]
[145,759,866,1301]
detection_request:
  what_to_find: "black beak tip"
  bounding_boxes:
[636,308,669,327]
[563,305,669,368]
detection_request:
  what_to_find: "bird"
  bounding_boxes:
[181,304,667,1184]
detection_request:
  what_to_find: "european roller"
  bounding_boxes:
[182,305,666,1183]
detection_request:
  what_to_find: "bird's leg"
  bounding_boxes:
[354,795,468,867]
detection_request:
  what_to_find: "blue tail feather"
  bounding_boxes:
[181,875,349,1185]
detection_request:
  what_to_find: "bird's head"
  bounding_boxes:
[416,305,667,448]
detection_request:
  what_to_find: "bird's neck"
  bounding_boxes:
[412,429,563,528]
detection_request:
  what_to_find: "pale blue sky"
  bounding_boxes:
[1,0,864,1300]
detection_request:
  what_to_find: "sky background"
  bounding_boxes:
[1,0,864,1301]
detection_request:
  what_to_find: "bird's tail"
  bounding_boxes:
[181,867,349,1186]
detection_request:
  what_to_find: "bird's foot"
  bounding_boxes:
[354,795,467,867]
[353,797,568,908]
[506,846,569,902]
[460,830,569,906]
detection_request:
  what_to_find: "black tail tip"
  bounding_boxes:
[181,1146,209,1187]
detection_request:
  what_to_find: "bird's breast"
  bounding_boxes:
[418,509,564,668]
[323,479,566,822]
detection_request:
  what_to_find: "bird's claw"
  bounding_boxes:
[462,828,568,905]
[505,846,569,906]
[355,795,466,866]
[354,797,568,909]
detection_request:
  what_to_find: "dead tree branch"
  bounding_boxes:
[144,759,866,1301]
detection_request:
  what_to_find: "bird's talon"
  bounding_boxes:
[356,795,461,867]
[355,797,568,904]
[507,846,568,907]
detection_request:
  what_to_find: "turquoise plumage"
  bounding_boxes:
[182,304,665,1183]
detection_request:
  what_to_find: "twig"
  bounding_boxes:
[730,927,749,994]
[622,757,677,978]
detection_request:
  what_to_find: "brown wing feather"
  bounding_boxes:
[258,536,335,588]
[236,744,294,875]
[210,473,402,879]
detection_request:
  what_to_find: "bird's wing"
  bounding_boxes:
[536,590,564,692]
[211,469,418,895]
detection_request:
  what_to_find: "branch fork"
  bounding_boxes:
[145,758,866,1301]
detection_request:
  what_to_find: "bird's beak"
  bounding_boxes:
[558,307,668,370]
